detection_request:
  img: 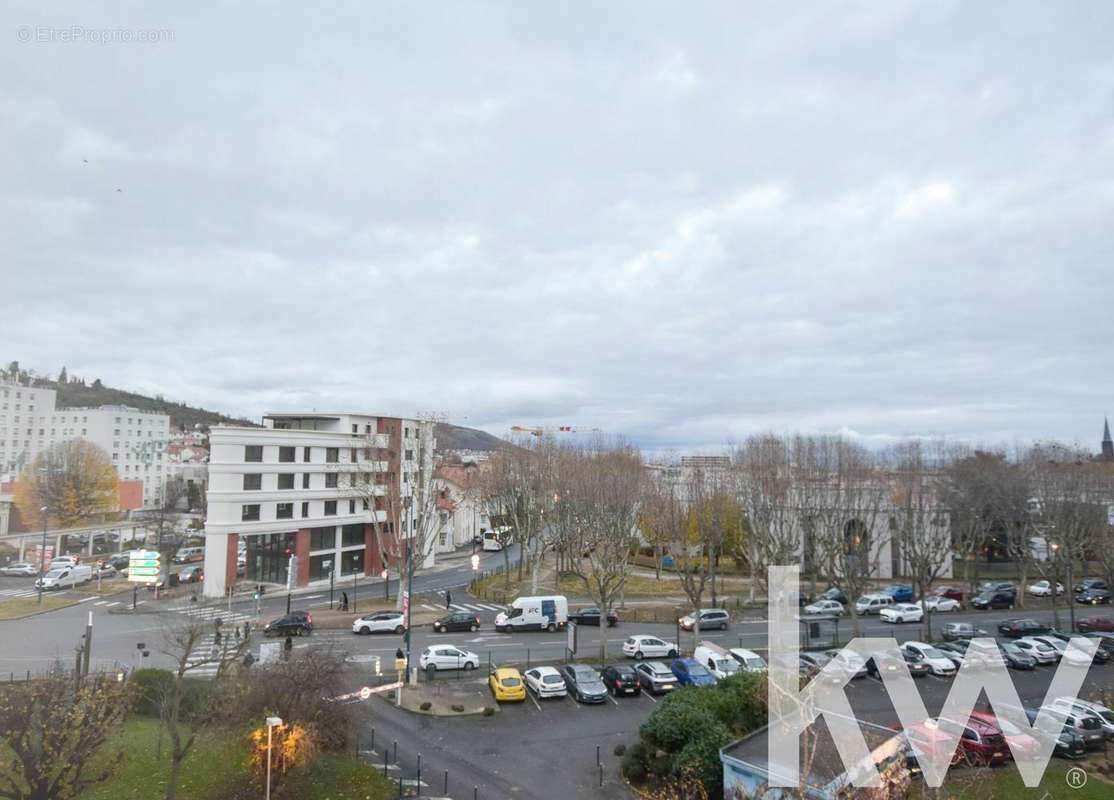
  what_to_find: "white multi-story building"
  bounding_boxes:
[202,412,434,598]
[0,379,170,507]
[0,379,58,479]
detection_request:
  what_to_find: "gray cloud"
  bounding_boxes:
[3,2,1112,453]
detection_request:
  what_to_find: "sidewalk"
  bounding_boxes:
[387,676,498,716]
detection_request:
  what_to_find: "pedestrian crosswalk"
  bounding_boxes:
[426,591,503,613]
[172,603,253,626]
[183,632,245,677]
[0,586,41,600]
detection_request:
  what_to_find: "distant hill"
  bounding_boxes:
[435,423,506,452]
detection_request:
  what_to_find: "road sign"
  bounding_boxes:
[127,550,161,583]
[402,590,410,617]
[359,686,372,700]
[567,620,577,656]
[32,545,54,572]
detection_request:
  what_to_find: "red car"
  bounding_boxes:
[929,586,964,603]
[936,715,1013,766]
[967,711,1040,762]
[1077,616,1114,633]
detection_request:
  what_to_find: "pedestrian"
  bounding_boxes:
[445,589,452,609]
[243,620,251,638]
[214,628,222,646]
[242,652,255,668]
[341,591,349,612]
[283,635,293,661]
[235,627,241,642]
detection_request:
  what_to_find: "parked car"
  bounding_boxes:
[1076,588,1112,606]
[351,611,406,635]
[935,715,1013,766]
[561,664,607,703]
[107,553,130,571]
[1029,635,1094,667]
[971,590,1014,610]
[941,622,986,641]
[678,608,730,631]
[432,611,481,633]
[996,641,1038,670]
[881,603,923,624]
[798,651,843,683]
[177,564,203,583]
[927,586,964,603]
[966,711,1042,762]
[670,657,717,687]
[921,596,961,613]
[1050,697,1114,740]
[728,647,768,673]
[1082,632,1114,658]
[1027,580,1064,597]
[600,664,641,696]
[1076,615,1114,634]
[622,635,678,660]
[865,650,929,678]
[998,618,1051,638]
[694,642,741,679]
[0,562,37,577]
[900,642,957,677]
[1073,578,1108,594]
[933,641,974,671]
[818,586,849,605]
[567,606,619,627]
[880,584,914,602]
[1012,637,1059,664]
[263,614,313,637]
[824,648,867,678]
[803,599,844,616]
[1007,705,1088,759]
[979,581,1017,597]
[1040,705,1107,749]
[854,594,894,615]
[523,666,567,698]
[172,546,204,564]
[489,667,526,702]
[49,556,79,569]
[419,645,479,672]
[633,660,677,694]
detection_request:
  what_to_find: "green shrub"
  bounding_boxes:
[451,704,465,713]
[130,668,174,716]
[419,701,432,711]
[482,706,495,716]
[671,727,732,791]
[613,743,626,757]
[620,741,648,781]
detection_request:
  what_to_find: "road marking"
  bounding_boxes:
[93,600,110,606]
[421,604,440,611]
[529,692,541,711]
[642,691,657,704]
[105,601,121,607]
[136,600,147,606]
[607,692,619,706]
[78,595,98,603]
[303,595,324,600]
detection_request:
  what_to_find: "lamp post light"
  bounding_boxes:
[37,506,49,605]
[381,568,389,601]
[264,716,283,800]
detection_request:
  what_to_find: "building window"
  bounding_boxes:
[114,429,120,436]
[341,549,364,576]
[241,504,260,521]
[352,423,358,434]
[325,473,338,489]
[243,474,262,490]
[311,527,335,551]
[277,473,295,490]
[324,500,337,516]
[245,445,263,462]
[276,502,294,519]
[309,553,334,581]
[341,523,363,546]
[301,501,309,518]
[348,499,356,514]
[350,447,358,462]
[362,498,370,510]
[302,473,310,489]
[112,453,118,461]
[326,447,339,463]
[279,446,296,463]
[405,449,414,461]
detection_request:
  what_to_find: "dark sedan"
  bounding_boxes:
[971,591,1014,610]
[997,641,1038,670]
[568,606,619,627]
[928,586,964,603]
[1077,616,1114,634]
[177,565,204,583]
[865,651,929,678]
[1074,579,1108,594]
[818,586,849,605]
[600,664,641,696]
[1076,588,1112,606]
[432,611,481,633]
[561,664,608,703]
[998,618,1051,638]
[263,614,313,637]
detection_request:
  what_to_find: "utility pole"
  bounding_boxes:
[82,610,93,676]
[37,505,49,605]
[403,499,414,678]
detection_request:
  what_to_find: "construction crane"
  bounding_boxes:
[511,425,601,437]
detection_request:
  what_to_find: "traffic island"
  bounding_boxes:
[385,677,500,717]
[0,595,78,620]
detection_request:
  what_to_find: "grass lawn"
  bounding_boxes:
[0,594,77,619]
[472,567,743,606]
[912,762,1113,799]
[279,752,396,800]
[80,718,253,800]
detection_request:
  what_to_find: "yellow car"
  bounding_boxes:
[488,667,526,702]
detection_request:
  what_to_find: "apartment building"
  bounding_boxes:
[0,379,170,507]
[202,412,434,598]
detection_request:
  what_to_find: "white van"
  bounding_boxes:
[854,593,895,615]
[694,641,742,679]
[494,595,568,632]
[36,564,93,590]
[482,527,510,552]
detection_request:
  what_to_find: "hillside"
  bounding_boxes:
[434,423,506,452]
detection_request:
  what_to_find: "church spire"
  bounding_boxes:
[1103,415,1114,461]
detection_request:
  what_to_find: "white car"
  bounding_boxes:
[901,642,957,677]
[921,596,961,613]
[1051,697,1114,738]
[1013,637,1059,664]
[804,599,844,616]
[1027,580,1064,597]
[824,648,867,678]
[881,603,923,624]
[523,666,568,698]
[49,556,79,569]
[1029,636,1093,667]
[419,645,479,671]
[729,647,768,672]
[351,611,407,635]
[0,562,37,577]
[855,594,894,615]
[622,635,678,660]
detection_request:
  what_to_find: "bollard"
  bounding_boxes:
[474,786,478,800]
[444,769,449,796]
[397,773,402,798]
[393,740,397,763]
[596,744,600,767]
[384,746,388,772]
[417,753,422,789]
[371,727,375,752]
[355,731,359,756]
[599,763,603,787]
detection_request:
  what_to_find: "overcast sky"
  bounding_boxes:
[4,2,1113,453]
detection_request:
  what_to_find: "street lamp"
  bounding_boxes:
[264,716,283,800]
[37,506,49,605]
[381,568,389,601]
